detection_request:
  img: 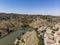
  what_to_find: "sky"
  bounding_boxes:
[0,0,60,16]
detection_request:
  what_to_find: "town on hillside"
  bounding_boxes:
[0,13,60,45]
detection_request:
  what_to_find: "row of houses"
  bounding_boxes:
[44,23,60,45]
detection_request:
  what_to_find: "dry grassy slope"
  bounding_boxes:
[0,13,60,37]
[0,13,59,29]
[14,30,39,45]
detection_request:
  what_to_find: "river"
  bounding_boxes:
[0,30,27,45]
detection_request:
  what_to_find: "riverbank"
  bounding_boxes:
[0,27,34,45]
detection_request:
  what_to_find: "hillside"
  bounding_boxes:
[0,13,60,38]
